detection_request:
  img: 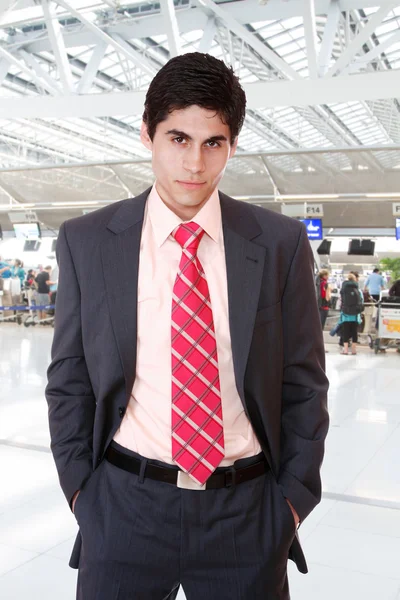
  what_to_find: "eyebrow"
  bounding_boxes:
[165,129,228,143]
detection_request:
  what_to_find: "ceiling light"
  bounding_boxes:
[51,201,100,207]
[365,193,400,198]
[279,194,339,200]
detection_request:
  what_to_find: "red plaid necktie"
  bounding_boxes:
[171,222,225,485]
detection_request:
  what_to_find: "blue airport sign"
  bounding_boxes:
[300,218,323,240]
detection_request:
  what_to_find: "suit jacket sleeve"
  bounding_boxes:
[45,221,96,511]
[278,224,329,522]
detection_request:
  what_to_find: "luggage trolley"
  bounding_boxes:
[23,302,55,327]
[372,298,400,354]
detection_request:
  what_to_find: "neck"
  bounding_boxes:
[155,182,215,221]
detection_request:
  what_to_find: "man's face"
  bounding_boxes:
[140,105,237,220]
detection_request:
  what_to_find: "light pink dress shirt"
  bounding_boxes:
[113,184,261,465]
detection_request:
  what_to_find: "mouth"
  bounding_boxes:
[176,180,206,190]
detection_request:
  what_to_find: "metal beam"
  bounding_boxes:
[41,0,74,93]
[326,3,398,76]
[1,144,400,174]
[349,28,400,69]
[19,49,62,95]
[318,0,340,76]
[109,34,159,77]
[76,42,107,94]
[2,69,400,118]
[303,0,319,78]
[197,0,301,80]
[0,60,10,86]
[161,0,181,57]
[0,45,60,95]
[54,0,158,78]
[199,17,217,53]
[260,156,281,196]
[0,177,29,204]
[0,0,20,21]
[0,1,388,30]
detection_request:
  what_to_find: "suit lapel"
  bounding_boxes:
[101,188,149,400]
[220,193,266,401]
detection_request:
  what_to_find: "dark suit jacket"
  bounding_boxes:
[45,188,329,573]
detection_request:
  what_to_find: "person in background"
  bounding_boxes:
[389,279,400,297]
[317,269,331,329]
[25,269,37,288]
[11,259,26,288]
[365,268,385,302]
[35,265,56,322]
[0,259,13,316]
[48,264,59,316]
[0,259,12,279]
[9,259,25,311]
[340,273,364,355]
[25,269,37,314]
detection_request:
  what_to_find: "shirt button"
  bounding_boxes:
[118,407,125,418]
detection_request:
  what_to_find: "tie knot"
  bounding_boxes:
[172,222,205,254]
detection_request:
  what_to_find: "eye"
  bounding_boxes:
[206,140,221,148]
[173,136,185,144]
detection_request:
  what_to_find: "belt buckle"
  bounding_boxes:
[177,471,206,491]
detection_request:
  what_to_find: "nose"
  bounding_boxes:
[183,145,205,174]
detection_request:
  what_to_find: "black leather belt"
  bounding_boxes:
[105,445,269,490]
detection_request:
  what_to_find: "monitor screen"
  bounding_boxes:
[348,239,375,255]
[317,239,331,255]
[23,240,41,252]
[13,222,41,240]
[396,218,400,241]
[300,219,323,240]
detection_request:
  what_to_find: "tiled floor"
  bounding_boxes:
[0,323,399,599]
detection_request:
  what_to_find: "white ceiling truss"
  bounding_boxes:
[0,0,400,230]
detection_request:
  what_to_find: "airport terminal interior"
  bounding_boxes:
[1,0,400,598]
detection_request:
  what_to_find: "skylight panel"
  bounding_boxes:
[276,41,301,55]
[282,17,303,29]
[285,53,307,65]
[250,20,277,30]
[182,30,202,43]
[269,32,293,46]
[252,22,283,37]
[376,21,397,36]
[151,34,167,45]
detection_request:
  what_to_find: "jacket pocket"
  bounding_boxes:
[254,301,281,327]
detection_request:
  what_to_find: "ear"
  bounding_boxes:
[229,137,238,159]
[140,121,153,151]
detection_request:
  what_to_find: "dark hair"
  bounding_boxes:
[373,268,380,273]
[15,259,23,267]
[350,270,359,279]
[143,52,246,144]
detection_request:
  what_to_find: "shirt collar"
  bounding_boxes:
[147,183,221,248]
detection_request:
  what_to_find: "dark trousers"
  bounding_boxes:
[319,308,329,329]
[342,320,358,344]
[74,441,296,600]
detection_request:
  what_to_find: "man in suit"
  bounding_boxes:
[46,52,329,600]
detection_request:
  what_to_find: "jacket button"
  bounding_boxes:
[118,406,125,418]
